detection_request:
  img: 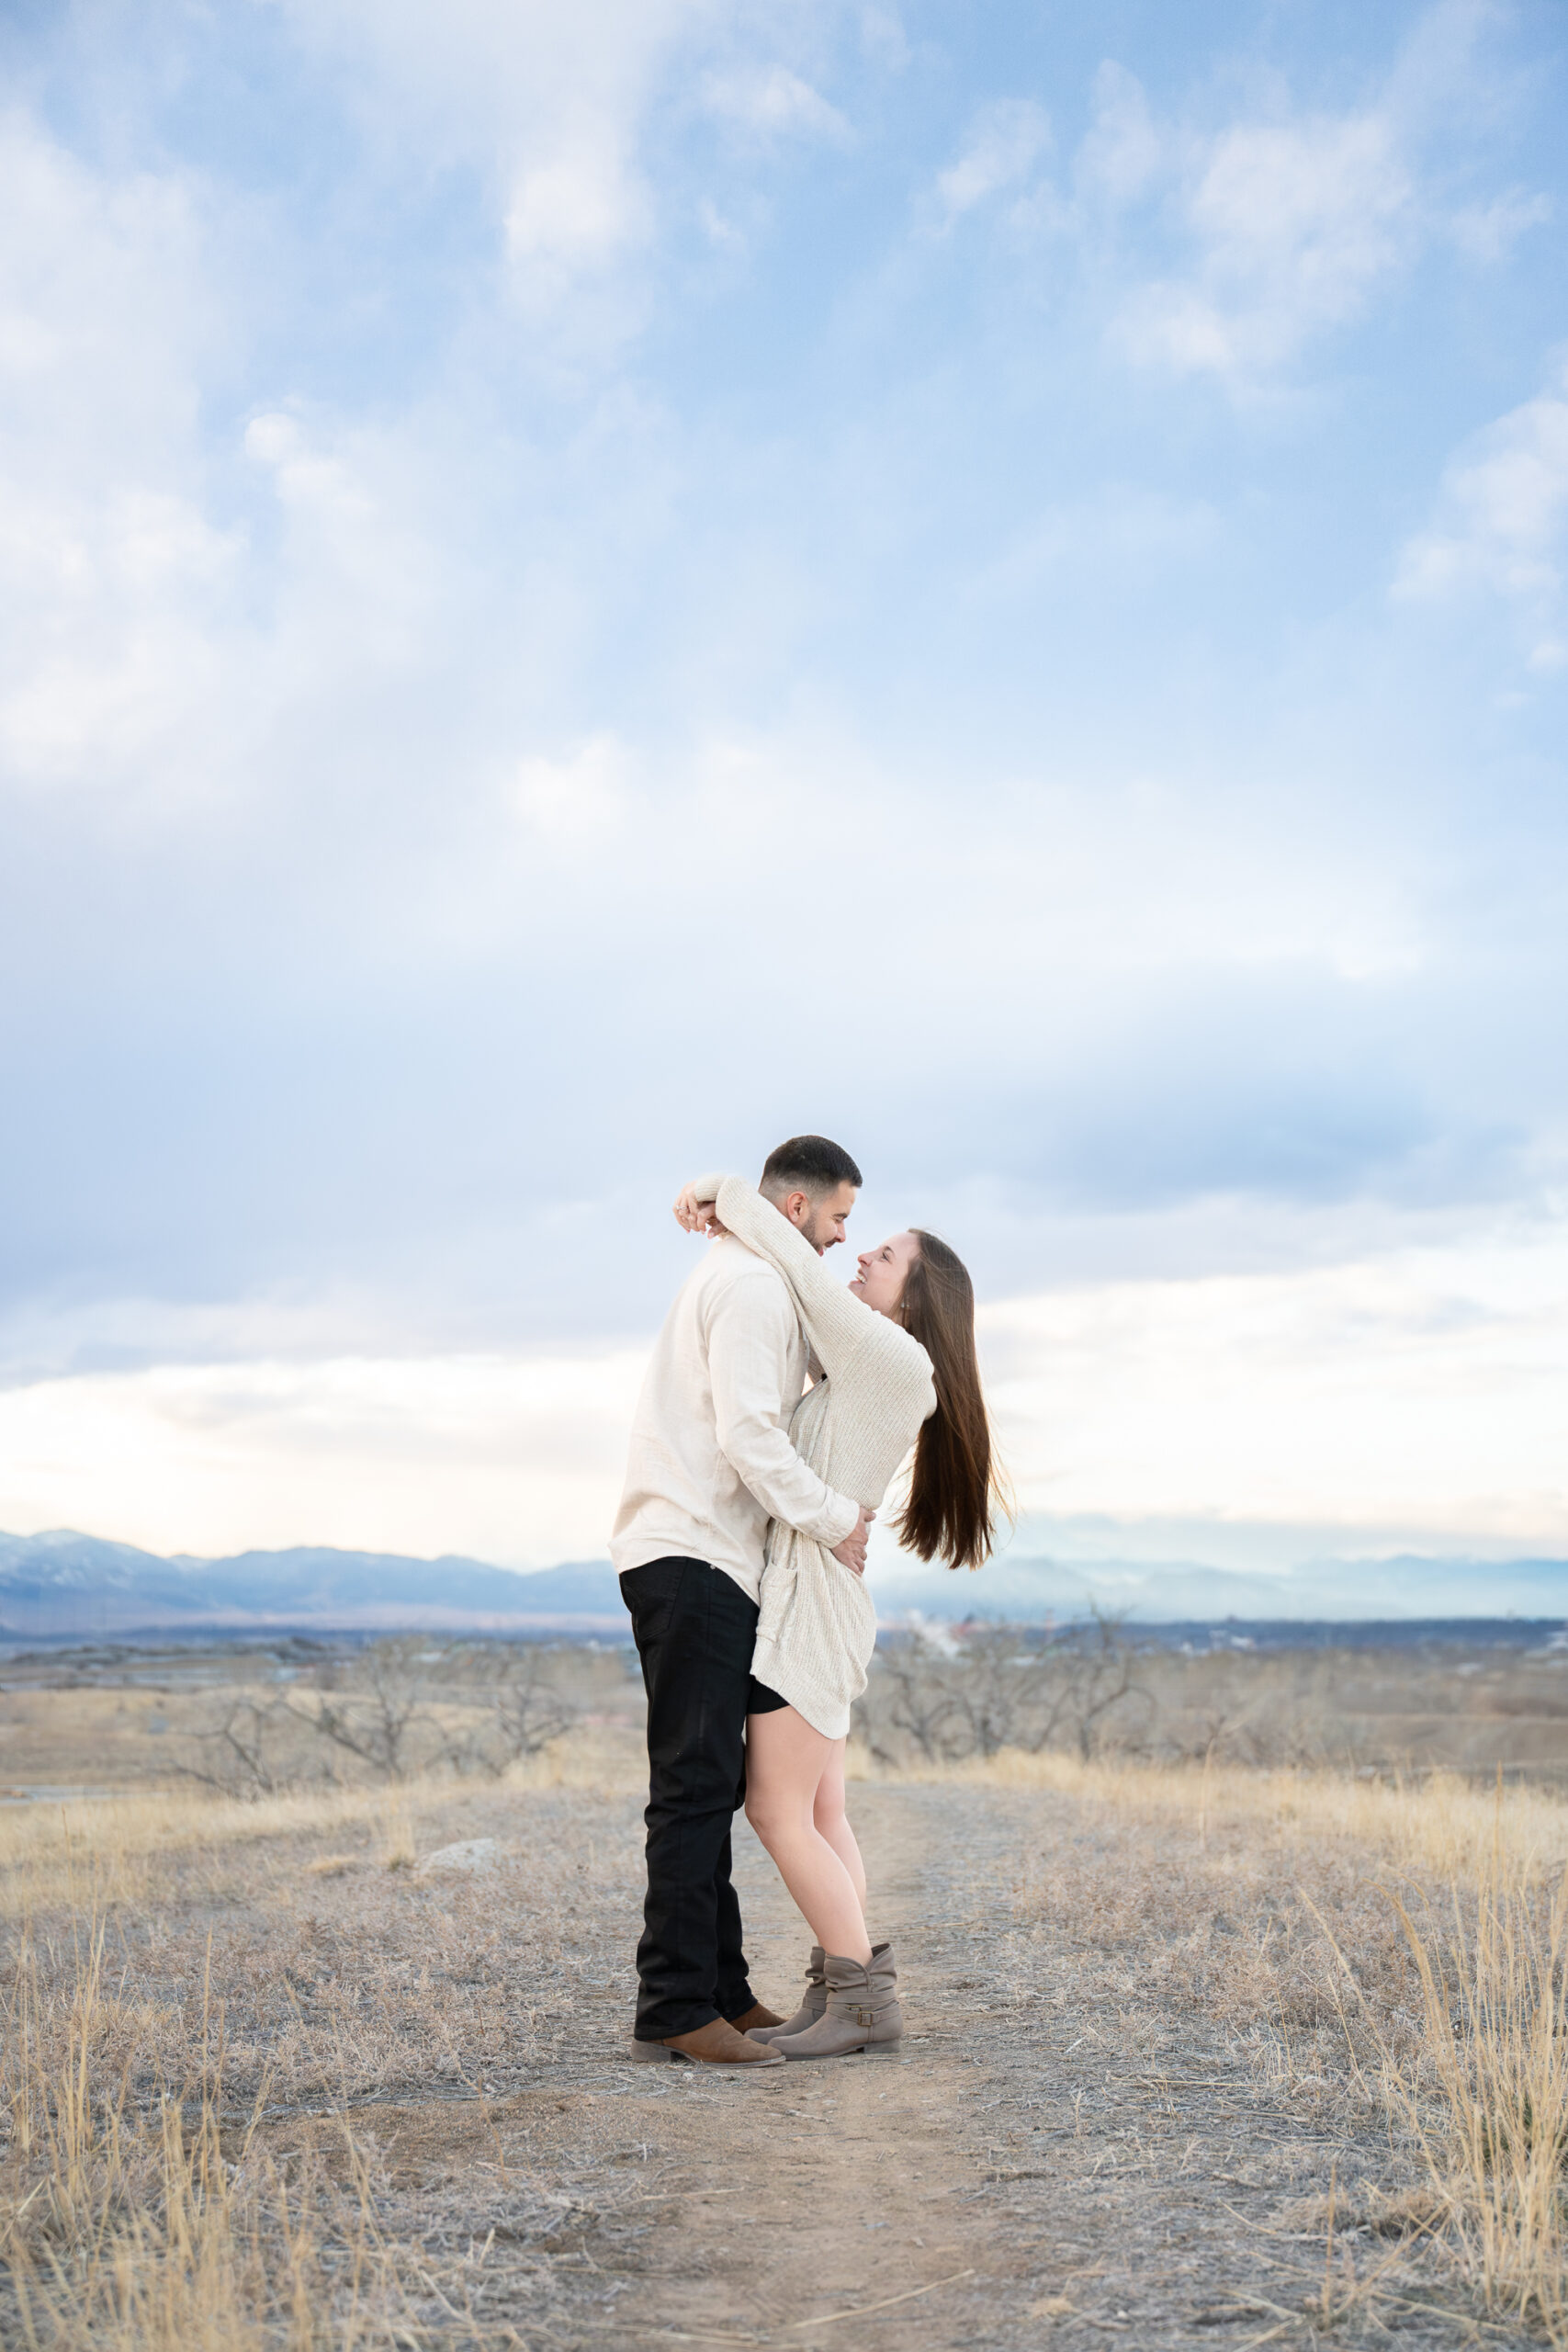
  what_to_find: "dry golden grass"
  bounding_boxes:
[8,1698,1568,2346]
[0,1725,645,1918]
[1337,1855,1568,2340]
[901,1743,1568,1884]
[924,1749,1568,2342]
[0,1727,651,2349]
[1,1920,438,2349]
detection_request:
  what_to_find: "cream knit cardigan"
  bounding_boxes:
[694,1174,938,1740]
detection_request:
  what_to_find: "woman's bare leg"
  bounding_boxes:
[745,1709,872,1963]
[812,1742,866,1913]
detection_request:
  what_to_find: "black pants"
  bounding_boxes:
[620,1555,780,2041]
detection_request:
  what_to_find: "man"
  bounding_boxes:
[611,1134,874,2069]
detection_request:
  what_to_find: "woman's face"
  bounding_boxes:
[849,1231,921,1318]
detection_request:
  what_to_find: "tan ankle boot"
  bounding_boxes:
[771,1942,901,2060]
[628,2018,784,2068]
[728,2000,785,2032]
[746,1946,826,2044]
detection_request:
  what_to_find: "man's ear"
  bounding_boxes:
[783,1190,811,1228]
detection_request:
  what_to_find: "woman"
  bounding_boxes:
[672,1170,1001,2060]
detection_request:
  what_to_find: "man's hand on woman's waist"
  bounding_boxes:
[830,1506,874,1576]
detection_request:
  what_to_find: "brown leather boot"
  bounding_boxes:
[746,1946,826,2044]
[771,1943,901,2060]
[628,2018,784,2068]
[728,2000,785,2032]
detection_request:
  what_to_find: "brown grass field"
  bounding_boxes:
[4,1634,1568,2348]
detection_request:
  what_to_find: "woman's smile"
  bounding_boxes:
[850,1235,919,1317]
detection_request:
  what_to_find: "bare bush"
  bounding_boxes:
[177,1688,327,1797]
[305,1639,582,1782]
[1156,1653,1338,1770]
[177,1640,583,1792]
[433,1643,578,1778]
[857,1611,1150,1767]
[308,1638,433,1781]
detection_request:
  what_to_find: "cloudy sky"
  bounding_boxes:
[2,0,1565,1589]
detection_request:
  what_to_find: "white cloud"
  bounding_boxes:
[504,116,652,268]
[0,117,246,798]
[245,412,373,527]
[1393,368,1568,639]
[1073,61,1160,206]
[967,485,1221,602]
[858,6,908,72]
[985,1218,1568,1555]
[513,732,631,843]
[1450,187,1552,264]
[0,1348,649,1566]
[242,408,444,657]
[243,5,869,352]
[474,718,1429,994]
[268,0,721,305]
[934,98,1050,222]
[1088,6,1540,388]
[1116,108,1414,379]
[699,63,851,145]
[698,195,746,251]
[264,2,855,305]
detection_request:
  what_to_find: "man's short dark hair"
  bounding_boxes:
[761,1134,863,1197]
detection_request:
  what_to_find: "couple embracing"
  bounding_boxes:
[610,1135,999,2069]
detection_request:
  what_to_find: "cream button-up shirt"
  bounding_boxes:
[611,1234,862,1601]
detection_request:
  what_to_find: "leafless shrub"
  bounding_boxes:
[1160,1658,1337,1770]
[861,1633,964,1764]
[176,1688,322,1797]
[433,1643,578,1777]
[306,1638,433,1781]
[857,1610,1150,1767]
[1054,1610,1153,1760]
[172,1640,585,1792]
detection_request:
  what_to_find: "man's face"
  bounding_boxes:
[786,1181,858,1255]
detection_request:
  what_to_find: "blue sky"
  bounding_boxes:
[1,1,1565,1580]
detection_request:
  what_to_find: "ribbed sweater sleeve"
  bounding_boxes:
[695,1173,873,1383]
[694,1174,936,1430]
[703,1272,861,1548]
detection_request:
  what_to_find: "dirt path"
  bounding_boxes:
[566,1785,1012,2348]
[243,1783,1481,2347]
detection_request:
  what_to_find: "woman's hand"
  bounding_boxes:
[673,1182,727,1237]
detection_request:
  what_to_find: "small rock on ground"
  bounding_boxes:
[416,1837,502,1875]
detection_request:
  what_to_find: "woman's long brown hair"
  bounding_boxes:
[891,1230,1004,1571]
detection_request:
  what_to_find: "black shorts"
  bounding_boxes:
[746,1676,789,1716]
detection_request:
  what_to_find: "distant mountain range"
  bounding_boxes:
[0,1530,625,1637]
[1,1528,1564,1641]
